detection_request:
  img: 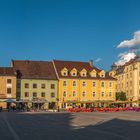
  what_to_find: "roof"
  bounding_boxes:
[118,54,140,67]
[53,60,116,80]
[115,55,140,75]
[12,60,58,80]
[0,67,16,76]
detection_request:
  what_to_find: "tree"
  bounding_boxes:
[116,92,127,101]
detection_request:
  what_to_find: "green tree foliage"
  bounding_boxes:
[116,92,127,101]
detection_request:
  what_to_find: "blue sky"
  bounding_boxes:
[0,0,140,71]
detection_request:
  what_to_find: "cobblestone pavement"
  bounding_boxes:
[0,111,140,140]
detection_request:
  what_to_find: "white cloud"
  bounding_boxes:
[117,30,140,48]
[115,52,136,66]
[95,58,102,62]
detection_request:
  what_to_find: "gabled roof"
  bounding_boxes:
[0,67,16,76]
[12,60,57,80]
[53,60,116,80]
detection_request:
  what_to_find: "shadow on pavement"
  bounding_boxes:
[0,112,140,140]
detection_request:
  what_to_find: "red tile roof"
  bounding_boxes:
[0,67,16,76]
[12,60,57,80]
[53,60,116,80]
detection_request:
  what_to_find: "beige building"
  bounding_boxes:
[0,68,16,108]
[12,60,58,110]
[109,55,140,104]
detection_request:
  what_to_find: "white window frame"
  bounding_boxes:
[63,91,67,97]
[82,81,86,87]
[73,91,76,97]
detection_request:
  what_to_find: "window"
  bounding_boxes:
[127,74,128,79]
[101,74,104,77]
[130,81,132,86]
[82,81,86,87]
[72,72,77,76]
[93,82,96,87]
[82,72,87,77]
[130,72,132,78]
[126,82,128,87]
[41,92,45,97]
[63,81,67,86]
[101,82,104,87]
[126,91,128,96]
[33,92,37,97]
[63,91,67,97]
[126,68,128,72]
[51,84,55,89]
[109,92,112,97]
[41,84,45,89]
[93,92,96,97]
[109,82,112,87]
[33,83,37,88]
[7,88,11,94]
[130,90,132,95]
[82,91,86,97]
[73,91,76,97]
[101,92,104,97]
[63,72,67,76]
[51,92,55,98]
[25,92,29,97]
[25,83,29,88]
[7,79,12,84]
[73,81,76,86]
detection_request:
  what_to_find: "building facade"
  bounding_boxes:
[109,55,140,104]
[0,68,16,108]
[12,60,58,109]
[53,60,116,108]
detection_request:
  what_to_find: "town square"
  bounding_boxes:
[0,0,140,140]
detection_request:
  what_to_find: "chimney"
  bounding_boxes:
[25,60,30,64]
[89,60,93,67]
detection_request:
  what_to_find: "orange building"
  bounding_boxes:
[53,60,116,108]
[0,68,16,108]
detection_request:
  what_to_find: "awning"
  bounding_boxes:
[4,99,16,103]
[32,100,49,103]
[16,100,31,103]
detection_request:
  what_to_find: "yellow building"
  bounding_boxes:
[53,60,116,108]
[109,55,140,105]
[0,68,16,108]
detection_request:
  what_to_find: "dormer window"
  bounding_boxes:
[80,69,87,77]
[90,69,97,77]
[63,72,67,76]
[101,74,105,77]
[82,72,87,77]
[91,73,96,77]
[72,72,77,76]
[70,68,77,77]
[61,68,68,76]
[99,70,105,78]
